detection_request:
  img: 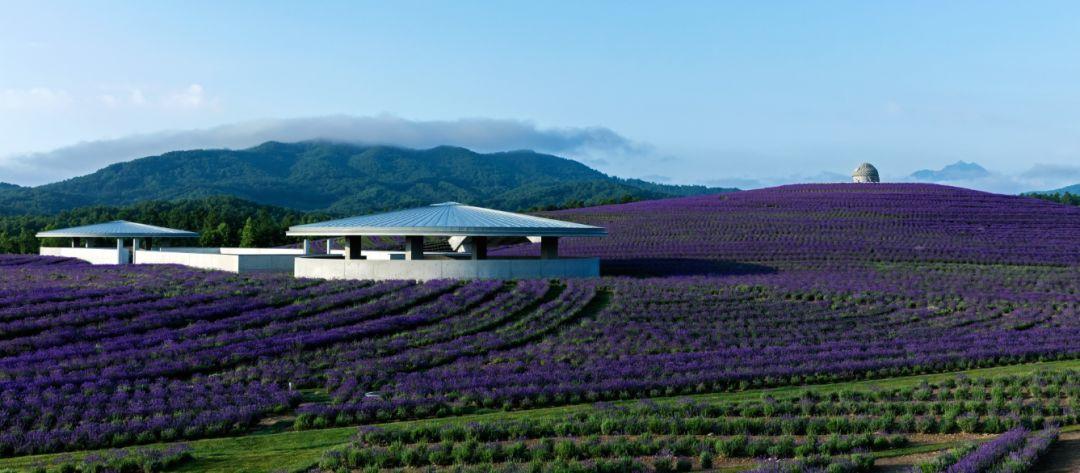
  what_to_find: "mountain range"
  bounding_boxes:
[909,161,991,181]
[0,141,734,216]
[1044,184,1080,194]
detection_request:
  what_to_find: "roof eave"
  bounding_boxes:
[286,228,606,238]
[36,232,199,238]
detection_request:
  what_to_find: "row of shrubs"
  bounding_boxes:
[320,433,905,470]
[6,444,193,473]
[434,354,1077,410]
[749,453,875,473]
[350,411,1057,446]
[298,368,1079,431]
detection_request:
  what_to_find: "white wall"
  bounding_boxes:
[40,247,128,265]
[135,250,241,272]
[295,257,600,281]
[162,247,335,256]
[136,249,301,273]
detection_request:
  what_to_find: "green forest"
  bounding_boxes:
[0,196,325,254]
[0,192,653,254]
[1027,191,1080,207]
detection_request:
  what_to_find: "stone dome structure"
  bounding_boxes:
[852,163,880,183]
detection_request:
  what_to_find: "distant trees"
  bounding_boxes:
[0,196,327,254]
[239,211,280,248]
[1027,192,1079,207]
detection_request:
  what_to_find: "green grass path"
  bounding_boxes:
[1,359,1077,473]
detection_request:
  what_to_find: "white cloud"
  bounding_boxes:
[129,89,146,106]
[0,115,647,185]
[0,87,71,110]
[98,94,119,108]
[161,83,215,110]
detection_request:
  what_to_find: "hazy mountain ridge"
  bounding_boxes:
[1044,183,1080,194]
[0,141,735,216]
[909,161,990,181]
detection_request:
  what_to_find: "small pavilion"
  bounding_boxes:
[36,220,199,265]
[287,202,606,280]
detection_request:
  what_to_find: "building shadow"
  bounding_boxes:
[600,258,777,277]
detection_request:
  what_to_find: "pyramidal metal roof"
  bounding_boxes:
[36,220,199,238]
[287,202,606,237]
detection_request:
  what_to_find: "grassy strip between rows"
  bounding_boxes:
[1,359,1078,473]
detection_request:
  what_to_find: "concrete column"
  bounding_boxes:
[325,239,332,255]
[405,236,424,260]
[540,236,559,259]
[132,238,140,264]
[470,236,488,260]
[71,237,79,248]
[345,236,364,260]
[116,238,126,265]
[302,239,312,255]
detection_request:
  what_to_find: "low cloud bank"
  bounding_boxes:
[0,115,646,186]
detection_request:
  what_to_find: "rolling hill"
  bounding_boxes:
[508,183,1080,274]
[1,183,1079,471]
[0,141,734,215]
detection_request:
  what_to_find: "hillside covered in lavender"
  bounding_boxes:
[0,183,1077,472]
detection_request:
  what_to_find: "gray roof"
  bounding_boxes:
[36,220,199,238]
[287,202,607,237]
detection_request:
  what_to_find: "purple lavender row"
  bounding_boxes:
[0,281,442,387]
[0,279,393,366]
[513,184,1080,269]
[298,281,599,424]
[944,427,1028,472]
[325,280,552,402]
[0,254,86,268]
[992,427,1060,473]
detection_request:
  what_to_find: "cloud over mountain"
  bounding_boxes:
[0,115,646,185]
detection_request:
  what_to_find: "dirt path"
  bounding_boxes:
[1031,430,1080,473]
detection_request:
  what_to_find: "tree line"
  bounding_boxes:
[0,196,329,254]
[1026,192,1079,207]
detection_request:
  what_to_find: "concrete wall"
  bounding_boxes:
[40,247,128,265]
[162,247,343,256]
[135,250,241,272]
[135,249,301,273]
[295,257,600,281]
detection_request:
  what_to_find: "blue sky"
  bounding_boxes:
[2,1,1079,191]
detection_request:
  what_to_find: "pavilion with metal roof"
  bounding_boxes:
[37,220,198,265]
[287,202,606,280]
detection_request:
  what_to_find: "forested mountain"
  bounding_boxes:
[0,141,734,215]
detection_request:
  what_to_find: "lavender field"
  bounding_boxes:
[1,184,1078,472]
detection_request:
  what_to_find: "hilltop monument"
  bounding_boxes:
[852,163,880,183]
